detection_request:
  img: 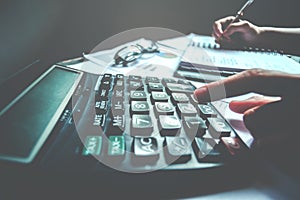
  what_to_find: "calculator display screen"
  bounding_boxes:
[0,66,82,163]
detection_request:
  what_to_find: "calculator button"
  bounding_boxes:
[130,91,147,101]
[107,114,125,135]
[190,94,199,104]
[158,115,181,136]
[131,101,150,115]
[151,91,169,104]
[162,78,177,86]
[114,79,124,89]
[129,75,142,81]
[111,97,124,113]
[82,136,102,156]
[193,137,221,162]
[112,88,123,98]
[198,104,217,118]
[134,137,159,155]
[177,79,191,85]
[166,83,194,94]
[176,103,198,117]
[171,93,189,104]
[220,137,248,156]
[100,79,111,90]
[164,137,191,164]
[183,115,207,137]
[207,118,231,138]
[102,73,112,80]
[131,115,154,136]
[133,137,160,164]
[95,100,108,114]
[115,74,124,80]
[93,114,106,127]
[100,76,112,89]
[108,136,125,157]
[154,102,175,116]
[129,81,144,91]
[98,87,110,100]
[146,76,160,84]
[148,82,164,92]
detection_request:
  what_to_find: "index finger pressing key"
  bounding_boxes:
[193,69,298,103]
[193,70,254,103]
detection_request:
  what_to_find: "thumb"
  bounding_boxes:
[229,96,281,114]
[244,101,298,155]
[242,101,290,139]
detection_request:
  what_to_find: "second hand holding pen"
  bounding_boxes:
[220,0,255,40]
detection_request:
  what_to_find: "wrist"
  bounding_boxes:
[255,27,278,48]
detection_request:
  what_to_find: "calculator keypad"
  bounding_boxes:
[78,73,248,172]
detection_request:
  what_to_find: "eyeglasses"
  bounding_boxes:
[114,41,159,66]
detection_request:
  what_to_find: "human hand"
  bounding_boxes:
[212,16,263,48]
[194,69,300,150]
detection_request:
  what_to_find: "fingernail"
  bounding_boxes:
[194,86,210,102]
[228,100,244,113]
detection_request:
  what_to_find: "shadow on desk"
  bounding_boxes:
[1,158,299,199]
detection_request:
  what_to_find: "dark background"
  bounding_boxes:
[1,0,300,83]
[0,1,300,198]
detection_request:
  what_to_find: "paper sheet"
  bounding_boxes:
[184,34,300,74]
[74,37,190,77]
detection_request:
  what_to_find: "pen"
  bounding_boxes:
[222,0,255,37]
[57,56,85,66]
